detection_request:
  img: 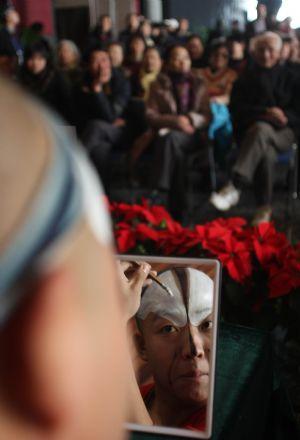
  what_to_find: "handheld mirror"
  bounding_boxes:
[118,255,221,439]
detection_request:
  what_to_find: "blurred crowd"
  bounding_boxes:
[1,3,300,224]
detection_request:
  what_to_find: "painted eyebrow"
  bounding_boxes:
[198,312,213,323]
[150,313,181,324]
[151,315,172,323]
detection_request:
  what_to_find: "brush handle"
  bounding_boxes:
[132,261,173,296]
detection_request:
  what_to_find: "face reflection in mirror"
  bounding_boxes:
[136,267,213,430]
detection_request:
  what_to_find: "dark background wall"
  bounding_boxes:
[163,0,283,30]
[164,0,245,30]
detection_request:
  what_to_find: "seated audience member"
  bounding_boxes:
[153,23,177,56]
[119,13,140,50]
[131,47,162,100]
[128,47,162,182]
[0,77,131,439]
[208,19,226,43]
[146,45,211,218]
[210,32,300,224]
[57,39,82,87]
[19,42,71,121]
[151,24,162,46]
[21,21,50,52]
[139,19,155,48]
[0,49,17,78]
[280,36,300,73]
[227,34,248,75]
[246,2,268,38]
[176,18,191,44]
[164,19,180,40]
[280,36,293,63]
[0,7,23,64]
[199,41,237,167]
[279,17,295,38]
[199,42,237,105]
[230,19,242,37]
[123,265,213,430]
[290,35,300,63]
[124,35,146,77]
[88,14,114,49]
[108,41,125,69]
[73,48,131,187]
[186,35,206,69]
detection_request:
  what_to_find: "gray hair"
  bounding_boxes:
[57,39,81,62]
[250,31,283,53]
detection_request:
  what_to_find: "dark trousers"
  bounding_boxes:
[153,129,206,216]
[233,122,295,206]
[81,119,124,186]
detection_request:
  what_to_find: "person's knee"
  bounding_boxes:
[246,121,274,138]
[84,119,111,133]
[81,119,112,150]
[165,130,191,154]
[243,122,274,153]
[167,129,189,142]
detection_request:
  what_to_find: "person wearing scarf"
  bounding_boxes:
[131,47,162,101]
[146,45,211,219]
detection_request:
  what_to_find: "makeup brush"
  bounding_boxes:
[132,261,174,297]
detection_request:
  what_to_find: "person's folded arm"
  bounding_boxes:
[146,85,180,130]
[110,72,131,119]
[229,80,267,123]
[188,86,212,129]
[88,91,116,123]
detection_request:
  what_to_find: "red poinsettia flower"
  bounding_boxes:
[252,222,289,267]
[217,234,252,283]
[136,223,159,242]
[114,202,157,224]
[148,205,174,226]
[155,231,185,255]
[268,247,300,298]
[209,217,247,232]
[110,200,299,299]
[195,223,231,255]
[115,222,136,253]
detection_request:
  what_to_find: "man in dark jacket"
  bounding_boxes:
[0,7,22,64]
[210,31,300,224]
[73,48,131,187]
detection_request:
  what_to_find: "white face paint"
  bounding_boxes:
[137,268,213,327]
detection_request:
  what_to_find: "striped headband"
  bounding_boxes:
[0,112,112,324]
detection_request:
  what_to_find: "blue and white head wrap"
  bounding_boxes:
[0,112,112,324]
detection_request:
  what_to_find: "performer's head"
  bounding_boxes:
[136,268,213,407]
[0,78,126,439]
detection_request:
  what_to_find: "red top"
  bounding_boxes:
[140,383,206,432]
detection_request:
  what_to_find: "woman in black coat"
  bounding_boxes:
[19,42,71,121]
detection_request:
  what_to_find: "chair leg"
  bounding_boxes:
[291,143,299,201]
[288,143,299,220]
[208,143,217,192]
[285,142,299,242]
